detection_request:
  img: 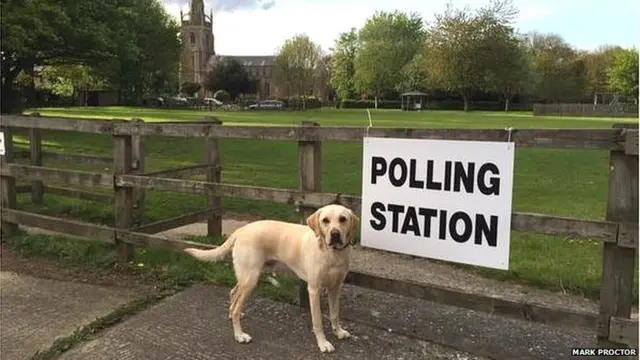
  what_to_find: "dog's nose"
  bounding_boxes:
[330,230,341,243]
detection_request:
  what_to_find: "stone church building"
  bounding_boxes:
[179,0,275,99]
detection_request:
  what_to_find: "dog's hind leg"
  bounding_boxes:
[230,269,260,344]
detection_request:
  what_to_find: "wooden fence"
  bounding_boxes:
[533,103,639,118]
[0,114,638,350]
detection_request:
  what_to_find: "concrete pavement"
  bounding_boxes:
[58,283,485,360]
[0,271,134,360]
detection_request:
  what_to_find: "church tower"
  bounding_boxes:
[179,0,215,97]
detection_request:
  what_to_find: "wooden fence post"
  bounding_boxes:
[297,121,321,308]
[0,126,17,238]
[113,133,134,263]
[29,113,44,204]
[598,123,639,349]
[131,118,145,228]
[204,116,223,237]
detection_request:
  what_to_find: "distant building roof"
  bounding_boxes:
[208,55,275,67]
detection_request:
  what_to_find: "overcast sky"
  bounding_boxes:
[162,0,639,56]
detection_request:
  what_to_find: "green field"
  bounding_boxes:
[8,106,639,302]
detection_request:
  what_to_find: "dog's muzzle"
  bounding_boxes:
[329,230,349,250]
[329,230,341,245]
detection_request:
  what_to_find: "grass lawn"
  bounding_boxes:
[7,106,639,303]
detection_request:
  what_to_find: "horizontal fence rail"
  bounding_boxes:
[2,163,636,247]
[2,115,637,153]
[15,150,113,165]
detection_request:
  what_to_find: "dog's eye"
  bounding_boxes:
[322,218,330,224]
[339,216,346,223]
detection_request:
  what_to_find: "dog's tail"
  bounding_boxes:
[184,233,237,262]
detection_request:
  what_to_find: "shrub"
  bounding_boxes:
[340,99,401,109]
[281,96,322,110]
[213,89,230,102]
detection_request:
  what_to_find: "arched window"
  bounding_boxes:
[190,33,196,44]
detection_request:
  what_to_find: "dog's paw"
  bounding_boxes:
[317,340,335,353]
[333,327,351,340]
[234,332,252,344]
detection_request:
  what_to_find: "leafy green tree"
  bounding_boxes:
[203,57,253,100]
[607,48,639,102]
[329,28,359,100]
[424,0,519,111]
[273,34,324,107]
[1,0,114,112]
[354,11,425,107]
[1,0,181,111]
[526,32,586,102]
[484,30,536,111]
[93,0,182,104]
[583,45,622,102]
[395,50,429,94]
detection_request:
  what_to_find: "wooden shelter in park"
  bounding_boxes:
[400,91,428,111]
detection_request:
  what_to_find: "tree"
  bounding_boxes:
[1,0,115,112]
[36,65,108,105]
[485,31,536,111]
[526,32,586,102]
[423,4,490,111]
[203,57,253,100]
[354,11,425,107]
[314,54,333,101]
[395,50,429,94]
[329,28,359,100]
[607,48,639,102]
[93,0,182,104]
[272,34,323,106]
[1,0,182,111]
[583,45,622,103]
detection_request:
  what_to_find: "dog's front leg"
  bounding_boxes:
[307,285,334,353]
[328,285,350,339]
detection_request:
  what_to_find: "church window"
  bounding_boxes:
[190,33,196,44]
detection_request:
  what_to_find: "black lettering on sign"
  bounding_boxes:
[370,202,386,230]
[477,163,500,195]
[389,158,407,187]
[418,207,437,237]
[371,157,387,184]
[409,159,424,189]
[438,209,447,240]
[449,211,473,243]
[453,162,475,193]
[443,161,452,191]
[387,204,405,232]
[426,160,442,190]
[475,214,498,247]
[400,206,420,235]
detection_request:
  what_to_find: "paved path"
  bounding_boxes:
[0,271,134,360]
[58,283,485,360]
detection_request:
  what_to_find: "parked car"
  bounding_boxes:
[204,97,223,107]
[246,100,284,110]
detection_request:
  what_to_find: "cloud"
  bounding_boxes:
[163,0,276,13]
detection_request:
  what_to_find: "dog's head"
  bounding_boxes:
[306,204,359,250]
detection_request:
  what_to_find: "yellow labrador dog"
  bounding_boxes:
[183,204,359,353]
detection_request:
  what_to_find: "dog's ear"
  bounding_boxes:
[306,209,321,236]
[348,210,360,245]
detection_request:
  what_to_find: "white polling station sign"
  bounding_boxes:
[360,137,515,270]
[0,131,5,156]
